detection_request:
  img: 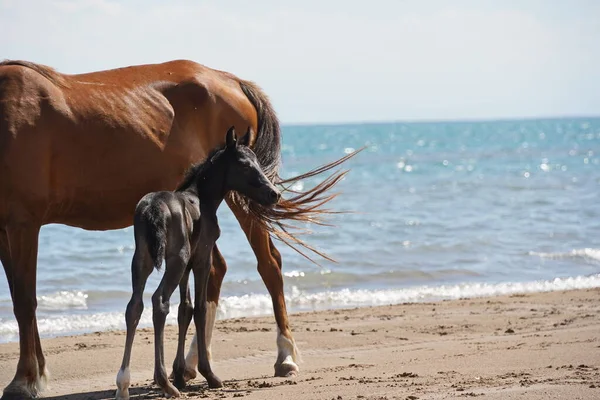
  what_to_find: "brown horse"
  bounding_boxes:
[0,59,326,399]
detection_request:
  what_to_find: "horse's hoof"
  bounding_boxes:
[1,392,34,400]
[274,360,299,377]
[184,366,198,382]
[163,383,181,398]
[207,374,223,389]
[2,380,42,400]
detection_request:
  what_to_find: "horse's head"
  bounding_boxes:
[218,126,280,206]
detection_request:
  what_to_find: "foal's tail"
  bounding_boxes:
[134,209,167,272]
[148,228,167,271]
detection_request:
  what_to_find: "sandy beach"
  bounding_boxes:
[1,288,598,400]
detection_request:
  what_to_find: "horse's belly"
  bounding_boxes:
[48,140,199,230]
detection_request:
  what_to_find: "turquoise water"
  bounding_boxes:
[1,117,599,342]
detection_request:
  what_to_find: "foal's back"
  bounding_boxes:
[134,190,201,269]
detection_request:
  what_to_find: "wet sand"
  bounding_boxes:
[1,288,599,399]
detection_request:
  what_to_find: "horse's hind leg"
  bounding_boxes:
[152,249,190,398]
[115,247,154,400]
[184,245,227,377]
[172,266,194,389]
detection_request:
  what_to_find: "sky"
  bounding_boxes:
[1,0,599,124]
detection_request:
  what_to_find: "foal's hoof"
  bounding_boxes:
[173,373,186,391]
[115,388,130,400]
[169,366,197,383]
[274,359,299,377]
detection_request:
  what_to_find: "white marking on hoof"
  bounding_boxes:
[115,367,131,400]
[38,366,50,393]
[184,332,199,380]
[274,329,301,377]
[184,301,217,377]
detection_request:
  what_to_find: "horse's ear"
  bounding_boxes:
[240,127,251,147]
[226,126,237,148]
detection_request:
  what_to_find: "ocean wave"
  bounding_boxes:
[529,248,600,262]
[219,273,600,317]
[1,290,91,312]
[0,306,180,343]
[1,273,599,343]
[38,290,89,311]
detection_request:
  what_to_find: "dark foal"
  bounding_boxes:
[115,127,280,399]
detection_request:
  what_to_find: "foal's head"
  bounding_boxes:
[211,126,281,206]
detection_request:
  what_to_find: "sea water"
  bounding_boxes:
[0,117,599,342]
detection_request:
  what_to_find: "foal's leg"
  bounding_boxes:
[192,247,223,389]
[184,245,227,376]
[115,247,154,400]
[152,249,190,398]
[172,266,194,389]
[227,199,300,377]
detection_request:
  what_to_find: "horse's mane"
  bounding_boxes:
[176,146,225,192]
[0,60,69,88]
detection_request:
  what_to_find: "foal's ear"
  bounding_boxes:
[240,127,251,147]
[226,126,237,148]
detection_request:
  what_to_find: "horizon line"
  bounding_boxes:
[281,113,600,128]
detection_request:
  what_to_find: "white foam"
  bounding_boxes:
[217,274,600,319]
[0,305,179,343]
[529,248,600,262]
[38,290,89,310]
[1,274,599,343]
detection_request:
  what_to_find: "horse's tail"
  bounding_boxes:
[237,79,281,182]
[236,79,364,265]
[249,149,363,266]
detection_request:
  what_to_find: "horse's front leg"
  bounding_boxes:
[184,245,227,376]
[192,243,223,389]
[1,223,48,400]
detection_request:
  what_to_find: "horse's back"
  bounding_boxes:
[0,59,249,137]
[0,59,263,229]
